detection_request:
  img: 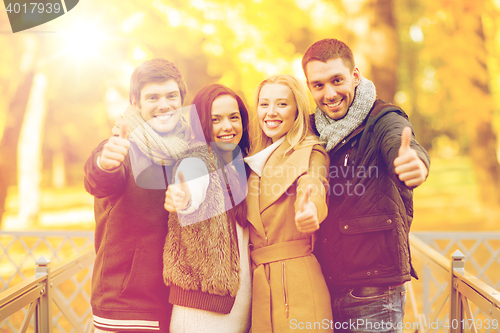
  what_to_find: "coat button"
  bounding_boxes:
[323,238,327,243]
[342,139,346,144]
[328,276,332,280]
[387,219,392,224]
[374,270,378,274]
[344,225,349,230]
[367,272,371,275]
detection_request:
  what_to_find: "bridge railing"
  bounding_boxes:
[1,231,500,333]
[409,232,500,333]
[0,231,94,332]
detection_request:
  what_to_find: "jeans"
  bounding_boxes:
[331,284,407,333]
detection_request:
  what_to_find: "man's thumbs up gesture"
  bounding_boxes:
[295,185,319,234]
[394,127,428,187]
[100,123,130,171]
[164,171,191,212]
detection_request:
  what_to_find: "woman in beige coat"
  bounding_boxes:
[244,74,333,332]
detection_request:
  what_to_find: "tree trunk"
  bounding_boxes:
[17,73,48,228]
[467,16,500,206]
[343,0,398,102]
[469,121,500,205]
[367,0,398,102]
[0,71,34,227]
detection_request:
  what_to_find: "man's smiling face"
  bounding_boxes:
[134,79,182,134]
[306,58,360,120]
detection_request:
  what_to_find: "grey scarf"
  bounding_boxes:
[112,106,190,166]
[315,75,376,152]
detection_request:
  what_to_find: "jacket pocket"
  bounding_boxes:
[339,213,396,234]
[339,212,400,279]
[121,248,142,294]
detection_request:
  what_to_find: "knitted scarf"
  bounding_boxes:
[315,75,376,152]
[112,106,190,166]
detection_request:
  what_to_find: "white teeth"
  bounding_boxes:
[155,114,172,120]
[266,121,281,127]
[327,99,342,108]
[219,135,234,140]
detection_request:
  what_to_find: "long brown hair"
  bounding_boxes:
[190,84,250,227]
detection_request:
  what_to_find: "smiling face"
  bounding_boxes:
[133,79,182,134]
[257,83,297,142]
[211,95,243,153]
[306,58,360,120]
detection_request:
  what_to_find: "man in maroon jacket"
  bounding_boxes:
[84,58,188,333]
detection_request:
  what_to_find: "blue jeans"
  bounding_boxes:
[331,284,406,333]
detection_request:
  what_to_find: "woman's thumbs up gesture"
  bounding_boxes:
[295,185,319,234]
[164,171,191,212]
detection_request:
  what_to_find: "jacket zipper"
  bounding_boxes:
[282,262,289,318]
[344,153,350,166]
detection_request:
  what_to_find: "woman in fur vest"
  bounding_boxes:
[163,84,252,333]
[244,74,333,332]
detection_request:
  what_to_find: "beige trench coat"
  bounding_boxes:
[247,141,333,332]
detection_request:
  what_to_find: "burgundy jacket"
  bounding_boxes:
[84,140,173,332]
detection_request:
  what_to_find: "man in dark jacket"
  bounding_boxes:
[302,39,430,332]
[84,58,189,333]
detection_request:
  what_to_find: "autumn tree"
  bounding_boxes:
[417,0,500,205]
[0,35,36,225]
[341,0,399,102]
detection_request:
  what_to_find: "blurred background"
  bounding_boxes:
[0,0,500,232]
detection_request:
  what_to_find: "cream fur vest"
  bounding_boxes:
[163,146,241,299]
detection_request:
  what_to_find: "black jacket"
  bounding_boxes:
[84,140,173,332]
[311,100,430,291]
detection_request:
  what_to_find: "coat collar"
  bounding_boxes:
[246,140,314,233]
[244,137,285,177]
[259,140,313,213]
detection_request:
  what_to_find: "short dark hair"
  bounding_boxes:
[129,58,187,105]
[190,84,250,157]
[302,39,355,79]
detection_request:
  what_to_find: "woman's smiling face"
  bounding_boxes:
[257,83,297,142]
[211,95,243,152]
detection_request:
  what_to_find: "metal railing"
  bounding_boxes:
[409,233,500,333]
[1,231,500,332]
[0,250,95,333]
[0,231,94,332]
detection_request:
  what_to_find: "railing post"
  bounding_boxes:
[450,250,465,333]
[35,256,53,333]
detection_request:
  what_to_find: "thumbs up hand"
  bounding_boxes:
[295,185,319,234]
[100,123,130,171]
[393,127,428,187]
[165,171,191,212]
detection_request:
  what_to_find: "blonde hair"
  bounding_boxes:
[249,74,319,156]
